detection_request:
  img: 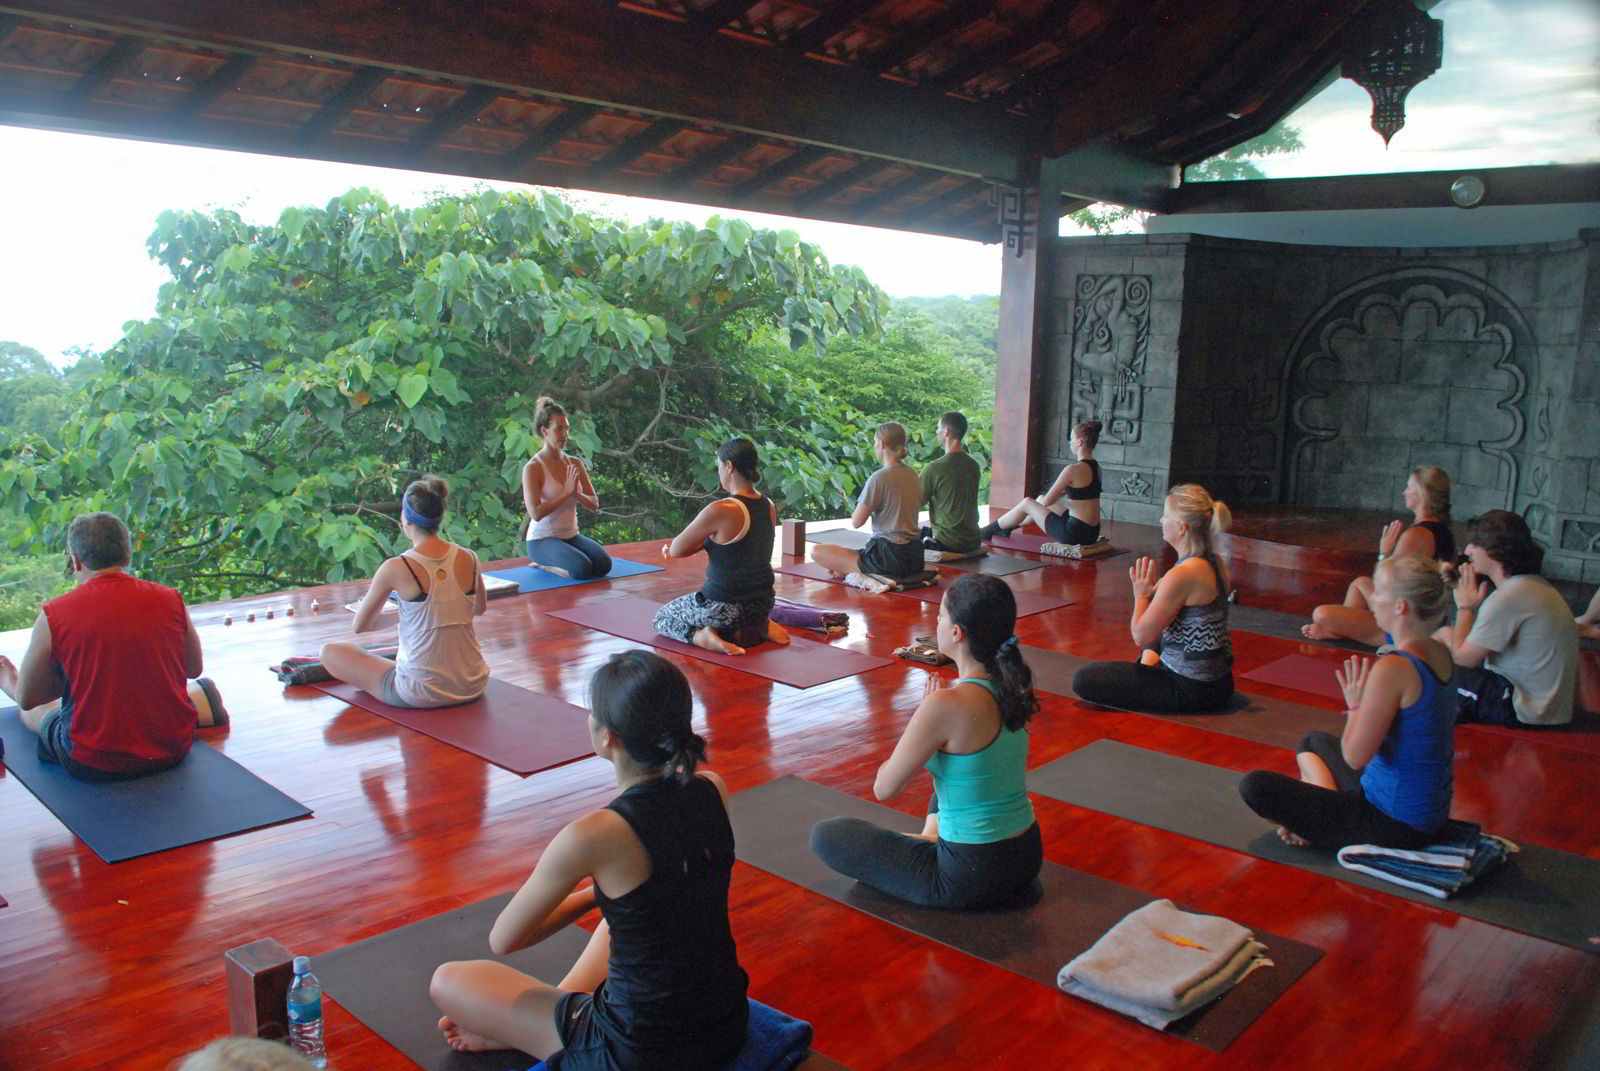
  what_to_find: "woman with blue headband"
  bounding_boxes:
[321,476,489,707]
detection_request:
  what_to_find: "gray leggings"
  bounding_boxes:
[809,811,1043,910]
[652,591,774,649]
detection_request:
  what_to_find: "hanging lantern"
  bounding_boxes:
[1340,0,1444,146]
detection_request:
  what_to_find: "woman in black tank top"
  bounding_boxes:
[653,438,786,655]
[979,419,1103,547]
[1304,465,1455,647]
[430,651,749,1070]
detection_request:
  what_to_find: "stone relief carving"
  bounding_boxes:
[1119,471,1151,499]
[1070,274,1150,446]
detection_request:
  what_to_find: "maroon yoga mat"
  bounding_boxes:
[307,678,594,776]
[1240,653,1349,702]
[985,530,1130,561]
[776,560,938,589]
[891,582,1074,619]
[545,596,894,689]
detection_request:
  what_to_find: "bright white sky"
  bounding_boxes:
[0,0,1593,367]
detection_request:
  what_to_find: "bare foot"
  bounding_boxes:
[0,655,17,701]
[1579,621,1600,641]
[439,1016,509,1053]
[766,621,790,646]
[1301,623,1335,641]
[1276,826,1310,847]
[691,628,744,656]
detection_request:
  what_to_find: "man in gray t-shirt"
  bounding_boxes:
[812,422,926,588]
[1445,510,1578,726]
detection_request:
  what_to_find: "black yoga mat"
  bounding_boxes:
[317,893,589,1071]
[0,706,311,863]
[730,776,1322,1052]
[1021,646,1346,752]
[1227,604,1372,653]
[804,528,1045,576]
[1026,740,1600,951]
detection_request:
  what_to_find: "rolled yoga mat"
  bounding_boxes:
[305,678,594,777]
[730,776,1321,1052]
[1019,646,1346,752]
[483,555,663,594]
[804,528,1046,576]
[1026,739,1600,951]
[984,530,1130,563]
[545,596,894,689]
[316,894,850,1071]
[0,706,311,864]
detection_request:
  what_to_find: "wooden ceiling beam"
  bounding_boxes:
[0,13,24,45]
[792,156,884,210]
[726,143,832,198]
[502,103,597,169]
[924,0,1080,94]
[863,0,998,76]
[8,0,1027,181]
[1168,164,1600,215]
[407,84,500,157]
[850,171,932,218]
[64,36,141,103]
[174,52,256,117]
[297,66,386,147]
[900,176,991,224]
[782,3,860,56]
[585,117,694,180]
[659,131,764,192]
[692,0,753,30]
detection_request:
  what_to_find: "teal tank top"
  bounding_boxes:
[923,678,1036,844]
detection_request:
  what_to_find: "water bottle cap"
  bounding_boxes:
[293,956,310,973]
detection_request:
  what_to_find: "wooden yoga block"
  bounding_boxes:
[781,518,806,558]
[225,937,295,1041]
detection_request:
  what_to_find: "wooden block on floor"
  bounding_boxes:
[225,937,295,1041]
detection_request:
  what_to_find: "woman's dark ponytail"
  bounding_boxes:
[944,574,1037,731]
[590,650,706,783]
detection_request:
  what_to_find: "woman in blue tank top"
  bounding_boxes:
[1240,554,1456,849]
[809,573,1043,909]
[430,651,749,1070]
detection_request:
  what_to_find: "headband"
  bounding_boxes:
[402,500,440,528]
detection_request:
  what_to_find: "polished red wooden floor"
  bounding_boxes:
[1,517,1596,1070]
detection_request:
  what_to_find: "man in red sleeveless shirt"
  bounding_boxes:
[0,513,223,780]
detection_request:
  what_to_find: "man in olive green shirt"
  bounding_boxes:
[921,411,982,555]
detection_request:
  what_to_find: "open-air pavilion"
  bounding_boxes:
[0,2,1596,1068]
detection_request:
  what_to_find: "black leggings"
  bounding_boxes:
[1072,659,1233,714]
[1238,731,1436,849]
[809,814,1043,910]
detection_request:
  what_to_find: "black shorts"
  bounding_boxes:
[858,535,924,579]
[548,988,745,1071]
[1454,666,1522,727]
[1045,512,1099,545]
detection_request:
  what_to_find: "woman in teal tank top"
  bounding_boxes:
[809,574,1043,909]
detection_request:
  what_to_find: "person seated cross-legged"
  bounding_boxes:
[812,421,926,593]
[0,511,224,782]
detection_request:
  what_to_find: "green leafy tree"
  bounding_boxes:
[0,189,887,597]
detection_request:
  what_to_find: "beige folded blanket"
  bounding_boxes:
[1060,937,1269,1030]
[1059,899,1255,1011]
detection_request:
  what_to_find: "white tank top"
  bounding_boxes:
[393,544,489,706]
[525,455,580,541]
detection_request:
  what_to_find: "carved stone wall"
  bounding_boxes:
[1044,228,1600,581]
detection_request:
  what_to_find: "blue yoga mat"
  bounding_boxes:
[0,706,311,863]
[484,555,663,593]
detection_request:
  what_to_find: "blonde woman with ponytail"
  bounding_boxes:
[1241,555,1456,848]
[1072,484,1235,713]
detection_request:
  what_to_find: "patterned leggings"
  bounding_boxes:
[653,591,775,648]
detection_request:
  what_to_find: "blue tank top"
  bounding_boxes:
[1359,651,1454,832]
[923,678,1035,844]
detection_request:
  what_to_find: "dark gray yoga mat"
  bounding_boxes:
[1021,647,1346,751]
[1027,740,1600,951]
[1227,604,1371,653]
[317,893,589,1071]
[731,776,1322,1052]
[804,528,1045,575]
[0,706,311,863]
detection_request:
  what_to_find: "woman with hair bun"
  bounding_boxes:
[430,650,749,1069]
[980,418,1103,548]
[322,476,489,707]
[523,396,612,580]
[1240,554,1456,848]
[809,573,1043,909]
[653,438,788,655]
[1304,465,1455,646]
[1072,484,1235,713]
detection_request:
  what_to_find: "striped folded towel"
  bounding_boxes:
[1336,823,1515,899]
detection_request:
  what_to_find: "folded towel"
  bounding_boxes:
[1337,829,1515,899]
[771,598,849,634]
[876,570,941,591]
[1059,898,1254,1011]
[525,999,812,1071]
[1037,538,1113,559]
[924,546,985,562]
[271,644,398,685]
[1061,938,1270,1030]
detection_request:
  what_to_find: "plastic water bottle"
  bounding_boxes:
[286,955,328,1068]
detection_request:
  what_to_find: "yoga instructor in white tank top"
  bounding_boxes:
[522,396,612,580]
[321,476,489,708]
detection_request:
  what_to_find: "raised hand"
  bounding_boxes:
[1129,556,1160,600]
[922,672,946,698]
[1454,562,1487,610]
[1336,655,1372,710]
[1379,519,1405,556]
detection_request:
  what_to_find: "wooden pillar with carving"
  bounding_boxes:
[990,155,1066,509]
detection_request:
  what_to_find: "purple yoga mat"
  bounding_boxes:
[985,530,1130,562]
[545,596,894,689]
[891,582,1073,619]
[307,678,594,776]
[1240,654,1348,702]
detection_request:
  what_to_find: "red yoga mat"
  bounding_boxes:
[890,582,1073,618]
[985,530,1130,561]
[774,560,928,588]
[1240,653,1348,702]
[308,678,594,776]
[545,596,894,689]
